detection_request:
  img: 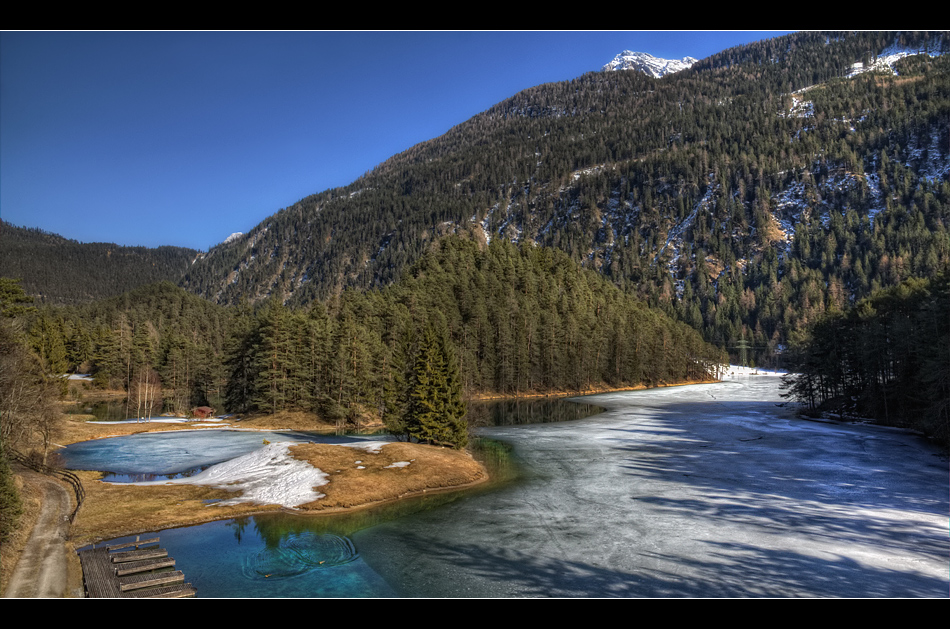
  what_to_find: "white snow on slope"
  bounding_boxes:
[847,44,944,78]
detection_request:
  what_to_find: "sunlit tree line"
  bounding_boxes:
[9,238,724,450]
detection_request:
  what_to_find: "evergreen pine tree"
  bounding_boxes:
[405,323,468,449]
[436,319,468,449]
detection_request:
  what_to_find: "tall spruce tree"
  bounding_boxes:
[405,323,468,449]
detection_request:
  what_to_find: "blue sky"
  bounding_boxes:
[1,31,795,251]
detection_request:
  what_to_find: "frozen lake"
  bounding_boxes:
[75,371,950,597]
[353,371,949,597]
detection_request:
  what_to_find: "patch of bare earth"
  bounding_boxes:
[55,415,231,445]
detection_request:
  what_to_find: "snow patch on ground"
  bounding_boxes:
[88,417,230,425]
[720,364,787,378]
[64,373,94,381]
[345,441,388,454]
[130,442,328,507]
[124,437,393,508]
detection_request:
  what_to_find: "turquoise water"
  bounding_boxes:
[71,397,597,598]
[82,518,397,598]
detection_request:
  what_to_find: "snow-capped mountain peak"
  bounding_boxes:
[602,50,697,78]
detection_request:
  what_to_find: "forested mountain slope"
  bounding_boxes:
[220,237,724,425]
[0,221,198,306]
[179,31,950,365]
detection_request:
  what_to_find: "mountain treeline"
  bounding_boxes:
[782,268,950,444]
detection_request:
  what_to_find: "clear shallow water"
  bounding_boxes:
[78,517,397,598]
[69,397,594,598]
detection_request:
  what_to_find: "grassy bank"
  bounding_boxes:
[56,413,486,548]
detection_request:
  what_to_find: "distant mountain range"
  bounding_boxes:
[0,221,198,306]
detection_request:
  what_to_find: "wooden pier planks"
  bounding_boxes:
[109,547,168,563]
[78,536,196,598]
[114,557,176,576]
[78,547,123,597]
[118,570,185,592]
[125,583,197,598]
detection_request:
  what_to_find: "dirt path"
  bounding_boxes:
[3,472,74,598]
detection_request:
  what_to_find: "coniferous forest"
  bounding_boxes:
[2,31,949,450]
[3,238,725,451]
[781,269,950,442]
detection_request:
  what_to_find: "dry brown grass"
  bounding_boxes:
[63,441,486,547]
[53,416,221,446]
[0,469,44,594]
[51,410,350,449]
[225,410,354,432]
[467,378,719,401]
[67,471,281,546]
[289,442,487,511]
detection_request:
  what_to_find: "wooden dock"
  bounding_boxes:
[77,536,196,598]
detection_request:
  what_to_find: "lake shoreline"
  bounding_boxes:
[465,377,722,402]
[56,376,724,547]
[61,435,488,544]
[31,377,719,597]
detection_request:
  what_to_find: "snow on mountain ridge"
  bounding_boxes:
[602,50,698,77]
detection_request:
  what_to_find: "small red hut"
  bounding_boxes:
[191,406,216,420]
